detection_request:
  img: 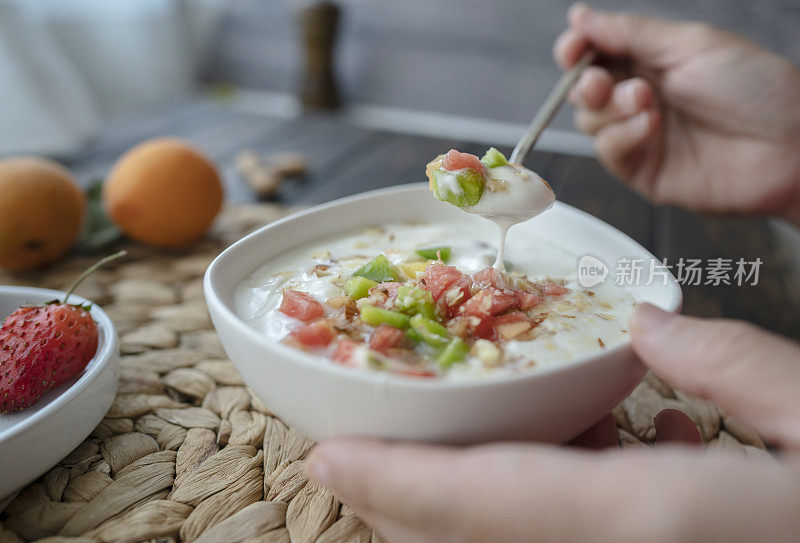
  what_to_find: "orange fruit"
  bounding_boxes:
[104,138,223,248]
[0,157,86,271]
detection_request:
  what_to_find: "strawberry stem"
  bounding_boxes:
[64,250,127,305]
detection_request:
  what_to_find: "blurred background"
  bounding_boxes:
[0,0,798,338]
[3,0,800,158]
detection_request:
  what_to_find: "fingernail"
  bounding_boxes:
[306,450,332,487]
[621,80,641,114]
[629,111,652,135]
[569,3,593,25]
[630,303,674,334]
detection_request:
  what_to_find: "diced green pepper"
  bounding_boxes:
[406,327,423,344]
[480,147,509,168]
[409,314,449,348]
[436,337,470,368]
[430,168,484,207]
[365,351,389,370]
[353,254,400,282]
[395,285,435,319]
[415,246,451,262]
[345,276,378,300]
[360,305,409,329]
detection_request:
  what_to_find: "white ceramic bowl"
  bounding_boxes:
[0,286,119,498]
[205,184,681,444]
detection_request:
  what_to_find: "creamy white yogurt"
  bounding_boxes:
[466,164,555,221]
[435,163,555,271]
[235,221,636,379]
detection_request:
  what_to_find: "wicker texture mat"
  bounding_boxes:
[0,204,768,543]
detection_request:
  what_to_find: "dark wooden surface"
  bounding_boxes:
[64,98,800,341]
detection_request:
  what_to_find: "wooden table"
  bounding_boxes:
[64,97,800,341]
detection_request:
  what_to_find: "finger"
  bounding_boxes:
[593,108,660,180]
[631,304,800,449]
[554,28,589,70]
[568,66,615,109]
[307,439,466,536]
[310,439,800,542]
[308,440,604,542]
[567,2,704,68]
[574,77,654,134]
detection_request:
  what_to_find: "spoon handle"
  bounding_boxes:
[509,50,595,165]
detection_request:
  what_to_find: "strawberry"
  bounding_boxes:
[0,250,125,413]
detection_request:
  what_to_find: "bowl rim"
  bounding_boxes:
[204,183,682,390]
[0,285,119,440]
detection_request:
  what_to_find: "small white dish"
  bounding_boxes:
[0,286,119,498]
[205,183,681,444]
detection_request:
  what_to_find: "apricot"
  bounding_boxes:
[104,138,223,248]
[0,157,85,271]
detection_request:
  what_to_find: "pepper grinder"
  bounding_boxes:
[299,1,341,111]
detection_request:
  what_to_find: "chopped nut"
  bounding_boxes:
[444,286,465,306]
[471,339,501,366]
[496,321,532,340]
[326,296,349,309]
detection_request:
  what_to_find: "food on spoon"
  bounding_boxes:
[0,251,125,412]
[480,147,509,168]
[426,147,555,220]
[427,150,487,207]
[427,147,556,270]
[104,138,223,248]
[236,223,636,378]
[0,157,86,271]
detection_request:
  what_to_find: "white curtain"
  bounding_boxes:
[0,0,226,157]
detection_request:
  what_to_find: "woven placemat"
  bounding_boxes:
[0,204,768,543]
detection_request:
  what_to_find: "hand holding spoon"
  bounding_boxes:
[426,51,595,269]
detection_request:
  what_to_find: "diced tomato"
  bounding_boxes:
[441,149,486,174]
[542,282,569,296]
[472,267,513,290]
[333,338,360,365]
[290,320,335,348]
[369,324,407,353]
[461,289,516,318]
[368,282,402,308]
[460,289,521,340]
[279,290,325,322]
[438,279,472,318]
[425,263,465,300]
[513,289,543,310]
[424,263,473,316]
[472,316,496,339]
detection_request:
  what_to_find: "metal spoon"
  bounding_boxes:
[509,50,595,165]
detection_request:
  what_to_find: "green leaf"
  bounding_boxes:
[76,180,122,254]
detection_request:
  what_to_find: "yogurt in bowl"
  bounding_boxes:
[235,220,636,380]
[204,183,681,444]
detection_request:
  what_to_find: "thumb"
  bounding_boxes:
[568,3,711,68]
[630,304,800,450]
